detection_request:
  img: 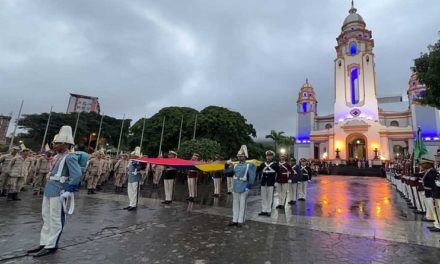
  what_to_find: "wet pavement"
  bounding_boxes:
[1,175,440,263]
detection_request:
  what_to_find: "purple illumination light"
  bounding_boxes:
[302,102,307,112]
[350,68,359,104]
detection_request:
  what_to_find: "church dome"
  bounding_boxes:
[342,2,366,31]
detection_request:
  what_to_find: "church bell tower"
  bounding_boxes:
[333,1,379,122]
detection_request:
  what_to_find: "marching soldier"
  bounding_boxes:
[298,158,311,201]
[187,153,200,202]
[27,125,82,257]
[228,145,256,227]
[0,146,19,197]
[162,151,177,204]
[124,147,144,211]
[114,153,129,193]
[276,153,293,209]
[152,161,165,188]
[287,158,302,205]
[420,158,438,225]
[6,148,31,201]
[224,160,234,194]
[33,152,53,195]
[85,153,101,194]
[258,150,279,216]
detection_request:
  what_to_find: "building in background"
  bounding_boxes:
[294,3,440,162]
[67,93,100,114]
[0,115,12,145]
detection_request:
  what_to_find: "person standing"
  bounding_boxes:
[228,145,256,227]
[276,154,293,209]
[298,158,311,201]
[0,146,19,197]
[124,147,144,211]
[421,158,437,224]
[33,152,53,195]
[224,160,234,194]
[258,151,279,216]
[162,151,177,204]
[27,125,82,257]
[85,153,101,194]
[187,153,200,202]
[6,148,31,201]
[287,158,302,205]
[114,153,129,193]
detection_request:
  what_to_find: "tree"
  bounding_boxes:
[197,106,256,159]
[17,112,131,152]
[413,38,440,108]
[265,130,295,158]
[178,139,222,160]
[129,107,199,157]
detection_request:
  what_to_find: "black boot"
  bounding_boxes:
[12,193,21,201]
[33,248,57,257]
[0,190,6,197]
[92,189,96,194]
[27,245,45,254]
[6,193,13,201]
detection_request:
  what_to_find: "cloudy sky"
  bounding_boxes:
[1,0,439,139]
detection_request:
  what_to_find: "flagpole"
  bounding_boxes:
[72,111,81,143]
[40,106,53,152]
[192,114,198,140]
[158,116,166,156]
[116,114,125,156]
[178,115,184,149]
[95,114,104,151]
[139,115,147,154]
[9,100,24,149]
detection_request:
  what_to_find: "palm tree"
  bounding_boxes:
[265,130,285,154]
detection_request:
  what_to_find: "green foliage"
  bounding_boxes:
[246,142,268,160]
[265,130,295,158]
[197,106,256,158]
[130,106,256,159]
[178,139,222,160]
[129,107,199,157]
[414,38,440,108]
[17,112,131,152]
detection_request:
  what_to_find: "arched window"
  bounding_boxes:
[302,102,307,112]
[390,121,399,127]
[349,42,357,55]
[325,124,332,129]
[350,67,359,104]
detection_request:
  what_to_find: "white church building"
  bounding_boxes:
[294,3,440,163]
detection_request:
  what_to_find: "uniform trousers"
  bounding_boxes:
[406,185,415,206]
[288,182,298,202]
[127,181,139,207]
[153,171,162,185]
[34,173,47,192]
[86,175,96,189]
[164,179,174,201]
[226,177,233,193]
[277,183,288,206]
[433,198,440,229]
[0,172,7,191]
[418,190,426,212]
[213,178,221,195]
[298,181,308,199]
[232,191,248,223]
[425,197,436,220]
[7,177,21,193]
[188,177,197,197]
[412,186,424,212]
[114,173,125,187]
[92,174,101,189]
[40,196,65,249]
[261,186,274,213]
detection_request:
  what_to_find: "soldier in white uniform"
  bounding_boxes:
[27,126,82,257]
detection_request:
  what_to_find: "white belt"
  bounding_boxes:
[410,177,417,181]
[233,176,247,181]
[49,176,68,183]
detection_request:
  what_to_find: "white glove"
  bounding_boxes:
[435,181,440,187]
[288,180,292,183]
[61,191,71,199]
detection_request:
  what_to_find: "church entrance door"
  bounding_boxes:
[347,137,366,160]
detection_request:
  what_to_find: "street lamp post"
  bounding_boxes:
[88,133,96,149]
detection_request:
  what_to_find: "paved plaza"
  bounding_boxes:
[2,175,440,263]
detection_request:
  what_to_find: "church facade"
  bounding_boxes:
[294,3,440,162]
